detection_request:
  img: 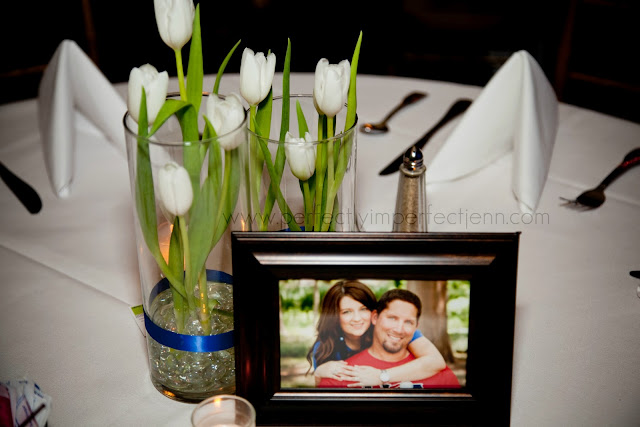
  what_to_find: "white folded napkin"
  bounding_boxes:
[426,50,558,213]
[38,39,127,198]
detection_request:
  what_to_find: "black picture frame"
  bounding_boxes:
[231,232,520,426]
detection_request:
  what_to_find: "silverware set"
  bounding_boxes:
[362,91,638,211]
[560,147,640,210]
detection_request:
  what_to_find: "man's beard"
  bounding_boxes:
[382,339,405,354]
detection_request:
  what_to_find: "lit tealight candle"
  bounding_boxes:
[191,395,256,427]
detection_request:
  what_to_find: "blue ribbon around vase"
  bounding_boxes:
[143,269,234,353]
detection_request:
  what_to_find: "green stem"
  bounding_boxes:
[197,268,211,335]
[243,143,254,232]
[249,105,267,230]
[178,215,195,311]
[321,162,341,232]
[168,221,186,333]
[174,48,187,101]
[323,125,356,231]
[148,251,187,300]
[172,288,186,333]
[261,142,285,230]
[249,105,257,133]
[303,180,312,230]
[212,152,232,246]
[314,116,327,231]
[324,118,335,231]
[329,196,339,231]
[321,192,336,231]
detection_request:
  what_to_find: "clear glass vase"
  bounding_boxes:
[123,93,249,402]
[246,95,357,232]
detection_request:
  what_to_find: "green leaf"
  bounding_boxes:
[186,4,203,115]
[187,177,216,282]
[257,139,301,231]
[212,149,241,247]
[262,40,292,223]
[279,39,291,142]
[148,99,192,137]
[133,89,187,297]
[168,217,183,282]
[213,39,241,95]
[345,31,362,131]
[145,98,202,215]
[174,103,202,206]
[175,103,199,142]
[335,130,354,182]
[256,88,273,139]
[135,90,159,260]
[296,99,309,137]
[202,114,218,140]
[321,31,362,231]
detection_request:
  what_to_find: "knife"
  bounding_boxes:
[1,161,43,214]
[378,98,472,176]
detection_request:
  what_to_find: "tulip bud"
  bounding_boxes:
[153,0,195,51]
[285,131,316,181]
[239,48,276,106]
[313,58,350,118]
[127,64,169,124]
[157,161,193,216]
[205,93,246,150]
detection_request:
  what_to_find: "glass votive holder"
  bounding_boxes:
[191,395,256,427]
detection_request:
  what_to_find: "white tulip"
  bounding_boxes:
[285,131,316,181]
[239,48,276,106]
[127,64,169,124]
[313,58,350,118]
[205,93,246,151]
[153,0,195,51]
[157,161,193,216]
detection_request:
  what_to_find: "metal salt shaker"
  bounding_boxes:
[393,146,427,232]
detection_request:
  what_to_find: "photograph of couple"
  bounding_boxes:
[279,279,469,389]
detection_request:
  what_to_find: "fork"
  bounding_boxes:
[560,147,640,209]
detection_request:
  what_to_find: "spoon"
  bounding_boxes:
[360,91,427,134]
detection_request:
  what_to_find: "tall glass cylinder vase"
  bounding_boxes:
[246,95,357,232]
[123,93,249,402]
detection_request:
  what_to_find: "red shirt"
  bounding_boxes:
[318,349,460,388]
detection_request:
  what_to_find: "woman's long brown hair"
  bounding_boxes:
[306,280,377,371]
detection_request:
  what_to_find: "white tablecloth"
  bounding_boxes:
[1,73,639,426]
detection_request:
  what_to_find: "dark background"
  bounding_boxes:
[2,0,638,122]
